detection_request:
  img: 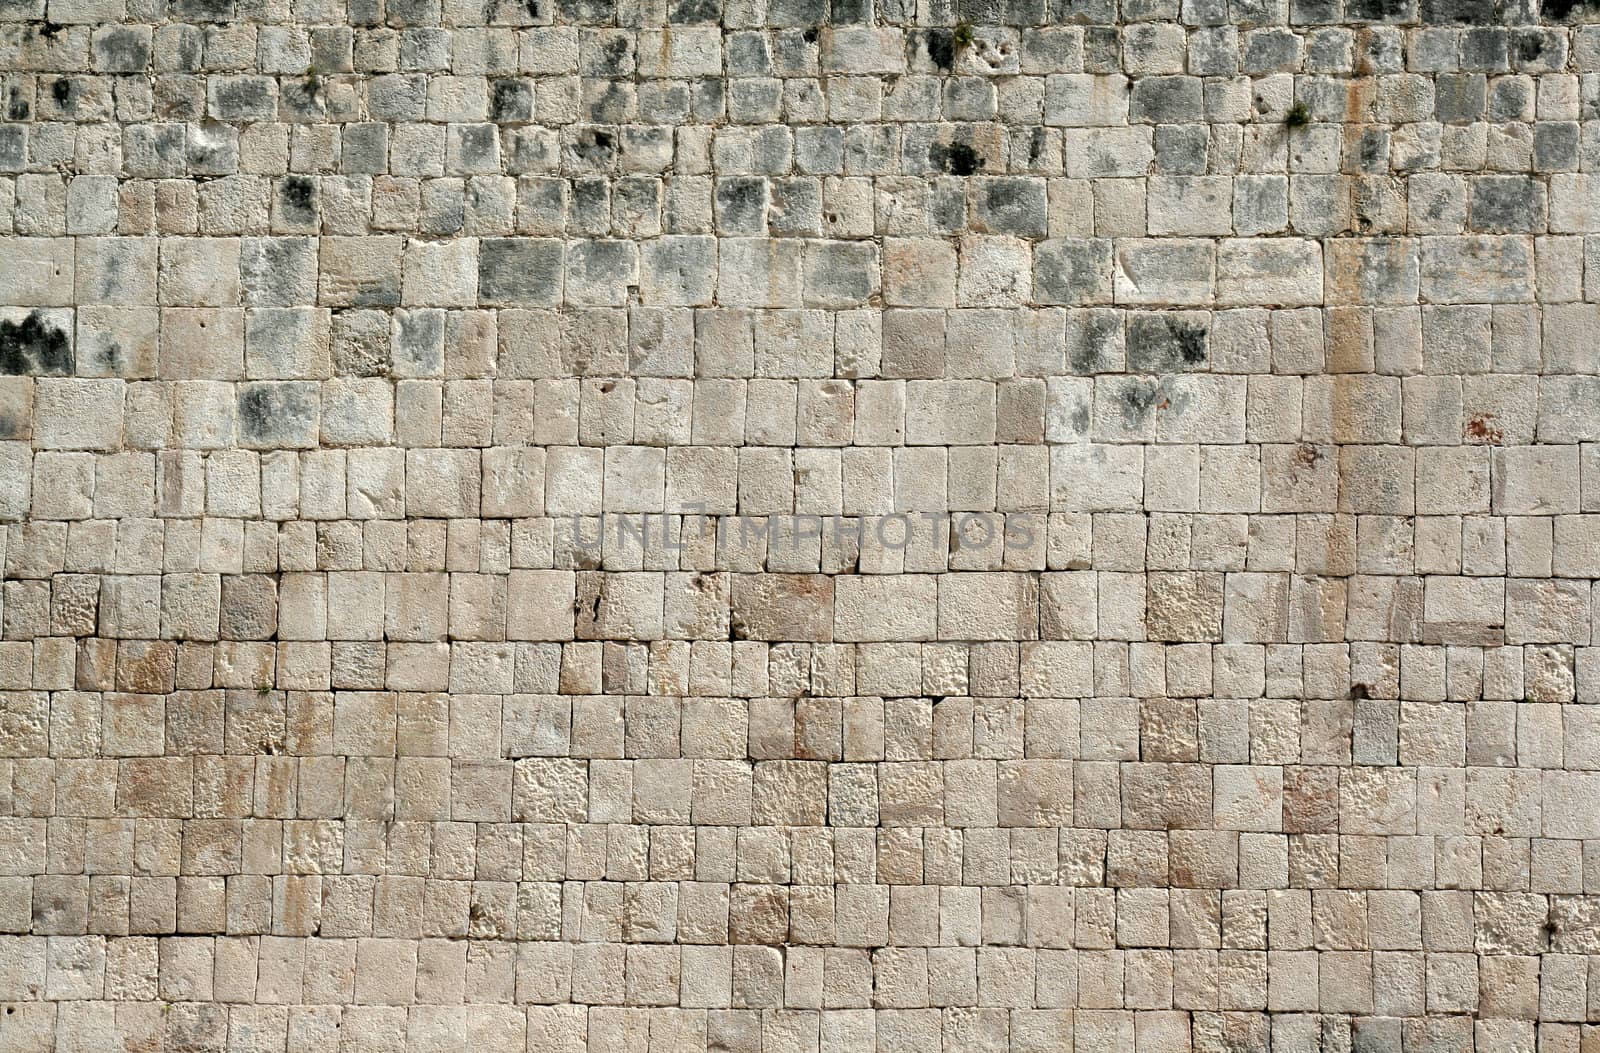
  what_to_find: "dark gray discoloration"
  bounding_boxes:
[1035,240,1111,306]
[975,178,1048,238]
[237,381,319,447]
[1470,175,1544,232]
[0,311,72,376]
[478,239,564,306]
[715,177,768,234]
[490,79,533,122]
[277,176,318,228]
[1068,310,1124,374]
[1127,312,1209,372]
[929,140,984,176]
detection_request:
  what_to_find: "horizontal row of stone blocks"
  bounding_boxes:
[5,235,1593,311]
[3,564,1600,639]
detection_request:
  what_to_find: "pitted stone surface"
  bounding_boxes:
[3,0,1600,1049]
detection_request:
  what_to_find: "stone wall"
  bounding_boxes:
[1,0,1600,1047]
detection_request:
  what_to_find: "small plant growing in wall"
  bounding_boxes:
[302,63,325,102]
[1284,101,1311,129]
[952,20,975,52]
